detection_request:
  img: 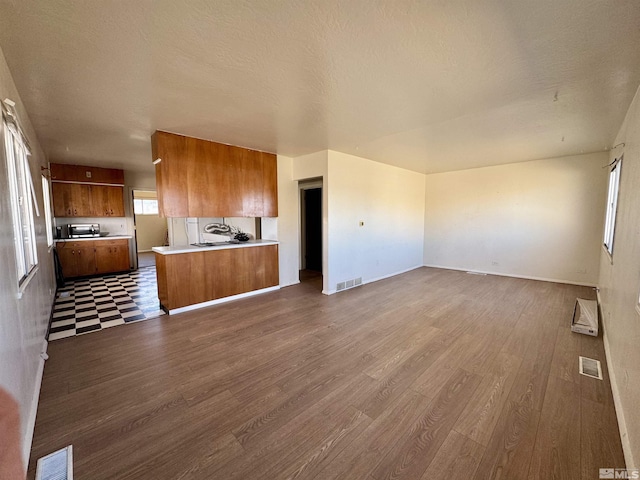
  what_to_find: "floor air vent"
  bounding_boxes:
[579,356,603,380]
[36,445,73,480]
[336,277,363,292]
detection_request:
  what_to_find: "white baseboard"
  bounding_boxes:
[423,264,597,287]
[597,290,635,469]
[24,338,47,467]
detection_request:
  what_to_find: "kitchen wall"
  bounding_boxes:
[326,151,425,293]
[423,152,608,285]
[265,154,299,287]
[0,46,55,465]
[598,84,640,468]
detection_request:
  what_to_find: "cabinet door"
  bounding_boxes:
[107,186,125,217]
[95,244,130,274]
[261,152,278,217]
[90,185,110,216]
[75,247,97,276]
[153,131,189,217]
[241,149,263,217]
[56,245,78,278]
[73,184,93,217]
[52,183,74,217]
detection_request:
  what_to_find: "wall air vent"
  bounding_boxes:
[579,356,603,380]
[336,277,362,293]
[36,445,73,480]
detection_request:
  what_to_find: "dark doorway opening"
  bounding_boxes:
[303,187,322,272]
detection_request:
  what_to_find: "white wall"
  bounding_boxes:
[423,153,608,285]
[0,46,55,465]
[598,84,640,469]
[292,151,329,291]
[326,151,425,293]
[269,154,299,287]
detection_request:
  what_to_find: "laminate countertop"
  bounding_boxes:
[152,239,279,255]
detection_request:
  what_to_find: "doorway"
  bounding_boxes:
[300,180,322,289]
[132,190,167,269]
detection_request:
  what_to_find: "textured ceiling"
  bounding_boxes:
[0,0,639,174]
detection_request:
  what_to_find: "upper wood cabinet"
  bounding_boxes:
[50,163,125,185]
[50,163,125,217]
[151,131,278,218]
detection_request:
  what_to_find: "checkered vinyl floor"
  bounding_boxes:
[49,266,166,340]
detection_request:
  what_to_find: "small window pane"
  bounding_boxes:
[42,175,54,247]
[142,199,158,215]
[134,198,143,215]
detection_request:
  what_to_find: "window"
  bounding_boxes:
[42,175,54,247]
[3,115,38,284]
[134,198,159,215]
[603,157,622,256]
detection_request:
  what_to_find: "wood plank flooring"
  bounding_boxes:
[28,267,625,479]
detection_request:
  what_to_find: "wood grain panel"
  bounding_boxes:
[152,130,277,218]
[156,245,279,311]
[527,375,581,479]
[50,163,124,184]
[371,368,481,480]
[262,152,278,217]
[28,268,625,480]
[420,430,485,480]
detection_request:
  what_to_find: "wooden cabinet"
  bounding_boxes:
[52,183,93,217]
[95,239,130,274]
[51,163,124,185]
[56,238,130,278]
[155,244,279,311]
[51,164,125,218]
[56,241,98,277]
[52,183,124,217]
[152,131,278,218]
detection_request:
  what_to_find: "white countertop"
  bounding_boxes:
[153,239,279,255]
[55,235,133,242]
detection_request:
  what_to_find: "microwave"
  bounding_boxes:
[68,223,100,238]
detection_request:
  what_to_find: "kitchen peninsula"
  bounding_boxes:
[153,240,279,314]
[151,130,280,314]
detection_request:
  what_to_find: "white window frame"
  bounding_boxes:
[603,157,622,257]
[3,114,38,287]
[42,174,54,248]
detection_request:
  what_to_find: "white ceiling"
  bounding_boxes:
[0,0,639,174]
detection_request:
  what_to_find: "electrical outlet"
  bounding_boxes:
[85,171,91,178]
[359,221,364,227]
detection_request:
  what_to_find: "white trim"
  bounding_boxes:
[423,264,597,287]
[167,285,280,315]
[597,289,635,469]
[16,264,39,299]
[24,338,47,467]
[51,179,124,187]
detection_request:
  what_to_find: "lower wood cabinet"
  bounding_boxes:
[56,239,130,278]
[95,240,130,273]
[155,245,279,311]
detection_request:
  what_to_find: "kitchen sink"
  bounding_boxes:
[191,241,240,247]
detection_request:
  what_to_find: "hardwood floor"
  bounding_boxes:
[28,267,625,479]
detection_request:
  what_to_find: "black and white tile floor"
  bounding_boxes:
[49,266,165,341]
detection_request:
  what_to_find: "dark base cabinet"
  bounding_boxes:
[155,245,279,312]
[56,238,130,278]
